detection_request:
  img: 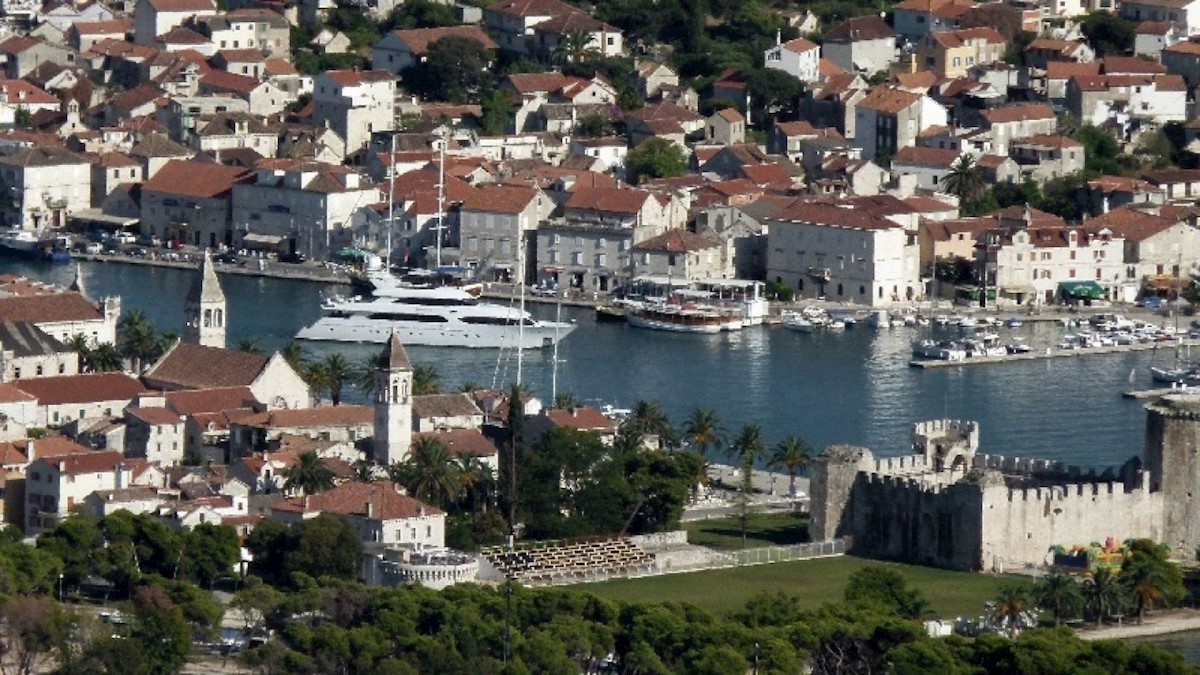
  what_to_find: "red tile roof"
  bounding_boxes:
[1102,55,1168,74]
[144,342,270,389]
[141,159,253,199]
[412,393,482,418]
[15,373,145,405]
[389,26,497,54]
[274,481,443,520]
[980,103,1054,124]
[234,406,372,429]
[323,69,394,87]
[893,145,962,168]
[1086,206,1177,242]
[414,429,497,458]
[825,15,893,41]
[0,382,34,404]
[1046,61,1101,80]
[544,406,616,432]
[857,86,922,115]
[780,36,818,53]
[0,80,58,106]
[565,186,653,214]
[72,19,133,36]
[126,406,183,426]
[40,450,123,476]
[199,70,263,96]
[146,0,216,11]
[460,184,538,214]
[164,386,258,415]
[632,228,720,253]
[0,292,101,324]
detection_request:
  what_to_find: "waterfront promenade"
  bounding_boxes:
[73,251,352,284]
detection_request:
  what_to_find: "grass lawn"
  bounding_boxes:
[577,555,1022,618]
[683,512,809,550]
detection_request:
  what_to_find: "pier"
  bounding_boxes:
[910,339,1197,369]
[72,252,351,284]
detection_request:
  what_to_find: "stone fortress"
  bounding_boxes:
[811,395,1200,571]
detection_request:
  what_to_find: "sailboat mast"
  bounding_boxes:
[517,228,525,385]
[551,293,560,402]
[386,133,396,269]
[435,128,446,269]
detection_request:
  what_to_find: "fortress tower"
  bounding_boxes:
[373,333,413,466]
[810,445,874,542]
[1144,394,1200,555]
[183,250,226,348]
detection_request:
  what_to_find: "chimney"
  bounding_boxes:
[366,501,373,518]
[304,495,310,509]
[419,505,426,517]
[26,440,33,461]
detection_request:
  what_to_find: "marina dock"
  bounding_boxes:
[910,339,1197,369]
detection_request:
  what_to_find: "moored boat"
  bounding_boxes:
[625,301,730,334]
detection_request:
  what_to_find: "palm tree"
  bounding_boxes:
[768,436,813,498]
[623,400,675,448]
[454,455,495,513]
[304,360,332,403]
[413,364,440,395]
[993,585,1031,636]
[281,342,307,371]
[352,460,376,483]
[1123,553,1176,624]
[353,351,387,398]
[315,353,352,405]
[235,337,262,354]
[728,423,767,548]
[553,391,578,409]
[283,451,336,496]
[117,309,160,373]
[458,381,481,393]
[66,333,92,371]
[86,343,124,373]
[943,154,986,204]
[1084,567,1125,626]
[402,437,459,508]
[553,27,597,65]
[681,408,723,460]
[1033,572,1083,627]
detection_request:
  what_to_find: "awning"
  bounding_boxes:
[242,233,285,249]
[1059,280,1106,299]
[68,209,138,229]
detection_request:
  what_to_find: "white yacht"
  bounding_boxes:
[296,284,574,348]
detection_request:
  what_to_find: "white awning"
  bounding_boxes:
[242,233,286,249]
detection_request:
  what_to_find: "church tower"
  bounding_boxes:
[68,263,85,297]
[373,333,413,465]
[184,249,226,348]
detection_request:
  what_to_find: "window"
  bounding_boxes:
[553,233,560,244]
[1069,268,1076,278]
[1069,250,1076,260]
[35,365,42,376]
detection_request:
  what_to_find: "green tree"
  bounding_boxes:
[386,0,458,29]
[1033,571,1083,627]
[768,435,812,498]
[1079,124,1125,175]
[993,584,1032,636]
[317,353,352,405]
[623,399,676,448]
[413,363,440,395]
[402,36,494,103]
[943,154,987,207]
[1120,539,1185,623]
[1080,11,1137,57]
[480,90,515,136]
[553,27,597,65]
[0,594,69,675]
[681,407,723,461]
[728,423,767,548]
[84,342,124,372]
[1084,566,1126,626]
[284,451,337,496]
[230,576,282,637]
[844,564,932,619]
[744,67,804,121]
[626,138,687,184]
[574,114,608,138]
[0,527,63,596]
[281,341,308,371]
[164,579,224,639]
[131,585,191,674]
[401,437,460,508]
[117,309,161,373]
[235,336,262,354]
[181,522,240,588]
[287,514,363,582]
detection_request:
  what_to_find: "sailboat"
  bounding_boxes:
[1149,255,1192,385]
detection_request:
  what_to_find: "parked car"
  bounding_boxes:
[137,234,161,247]
[113,232,136,244]
[214,253,240,265]
[1138,297,1165,309]
[84,242,103,254]
[279,252,307,264]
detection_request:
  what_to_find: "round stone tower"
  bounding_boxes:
[1144,394,1200,556]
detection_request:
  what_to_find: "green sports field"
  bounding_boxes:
[577,554,1022,618]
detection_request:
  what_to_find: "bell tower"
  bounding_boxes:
[373,333,413,465]
[184,249,226,348]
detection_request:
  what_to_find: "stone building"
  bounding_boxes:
[811,396,1200,571]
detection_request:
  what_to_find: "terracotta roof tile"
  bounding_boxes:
[632,228,720,253]
[141,159,253,198]
[980,103,1054,124]
[460,184,537,214]
[0,292,101,323]
[544,406,616,432]
[199,70,263,96]
[15,373,145,405]
[235,406,372,429]
[857,86,922,115]
[388,26,497,54]
[40,450,123,476]
[565,186,653,214]
[274,481,443,520]
[412,393,481,418]
[0,382,35,404]
[164,386,258,415]
[893,145,962,167]
[1046,61,1101,80]
[825,15,893,41]
[144,342,269,389]
[322,69,394,87]
[126,406,183,426]
[147,0,216,11]
[414,429,497,458]
[1102,55,1168,74]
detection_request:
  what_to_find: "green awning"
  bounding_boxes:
[1058,281,1105,299]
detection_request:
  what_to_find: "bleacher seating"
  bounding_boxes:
[481,537,655,585]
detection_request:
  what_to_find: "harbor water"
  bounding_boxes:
[6,259,1181,468]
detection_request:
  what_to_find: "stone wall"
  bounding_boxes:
[1145,395,1200,556]
[979,471,1163,572]
[810,445,875,542]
